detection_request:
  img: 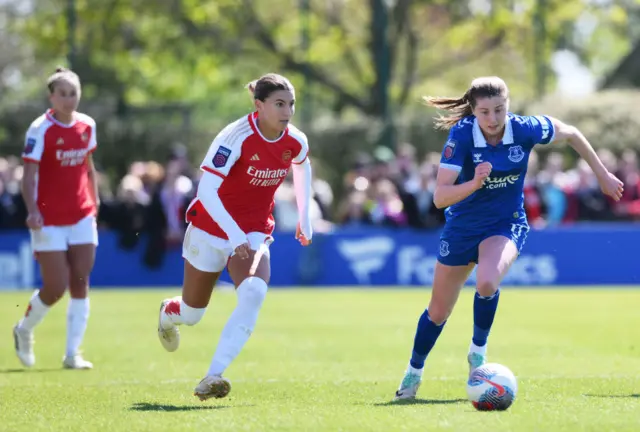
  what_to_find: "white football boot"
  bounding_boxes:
[157,299,180,352]
[194,375,232,401]
[63,354,93,369]
[13,324,35,367]
[394,369,422,401]
[468,352,487,375]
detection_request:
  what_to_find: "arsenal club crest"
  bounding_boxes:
[282,150,292,162]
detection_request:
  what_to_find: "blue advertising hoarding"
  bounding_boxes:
[0,225,637,289]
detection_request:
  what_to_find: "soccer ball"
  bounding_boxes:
[466,363,518,411]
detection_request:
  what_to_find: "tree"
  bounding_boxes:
[5,0,637,118]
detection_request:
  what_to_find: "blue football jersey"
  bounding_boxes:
[439,113,555,232]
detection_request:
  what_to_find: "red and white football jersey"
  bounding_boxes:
[186,112,309,239]
[22,109,98,226]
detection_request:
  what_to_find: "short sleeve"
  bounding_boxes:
[521,115,555,145]
[439,128,468,173]
[290,129,309,164]
[200,134,243,178]
[22,123,46,163]
[88,121,97,152]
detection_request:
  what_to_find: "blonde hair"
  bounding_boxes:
[47,66,81,94]
[423,76,509,130]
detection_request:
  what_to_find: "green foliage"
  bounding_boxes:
[526,90,640,152]
[4,0,637,108]
[1,0,639,200]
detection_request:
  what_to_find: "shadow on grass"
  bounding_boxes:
[583,394,640,399]
[129,402,228,412]
[0,368,61,373]
[374,398,468,406]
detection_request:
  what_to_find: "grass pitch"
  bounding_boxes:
[0,288,638,431]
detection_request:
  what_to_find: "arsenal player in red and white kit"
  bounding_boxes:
[13,68,98,370]
[157,73,313,401]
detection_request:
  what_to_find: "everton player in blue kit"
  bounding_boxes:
[394,76,624,400]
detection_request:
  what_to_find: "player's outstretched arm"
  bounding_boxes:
[548,117,624,201]
[292,158,312,245]
[198,172,249,251]
[433,163,491,209]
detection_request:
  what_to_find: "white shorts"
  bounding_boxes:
[182,224,274,273]
[30,215,99,252]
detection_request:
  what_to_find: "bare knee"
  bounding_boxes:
[228,249,271,287]
[181,261,221,308]
[39,285,66,306]
[476,279,499,298]
[67,247,95,298]
[36,252,69,305]
[68,274,89,298]
[428,262,474,326]
[427,303,451,326]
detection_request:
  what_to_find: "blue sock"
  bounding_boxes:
[472,289,500,347]
[409,309,445,369]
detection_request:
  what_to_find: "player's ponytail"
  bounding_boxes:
[423,93,473,131]
[424,76,509,130]
[245,80,258,100]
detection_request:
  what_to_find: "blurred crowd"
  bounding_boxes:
[325,143,640,230]
[2,144,640,253]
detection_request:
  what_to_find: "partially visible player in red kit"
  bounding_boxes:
[13,67,99,370]
[157,73,313,400]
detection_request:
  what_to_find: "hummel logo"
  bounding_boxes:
[250,154,260,161]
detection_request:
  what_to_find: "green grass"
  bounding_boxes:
[0,288,639,431]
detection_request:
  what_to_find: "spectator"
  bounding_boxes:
[2,146,639,234]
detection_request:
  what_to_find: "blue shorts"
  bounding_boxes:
[437,222,530,266]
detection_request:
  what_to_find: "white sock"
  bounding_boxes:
[208,277,268,376]
[161,296,205,328]
[18,290,49,331]
[469,341,488,357]
[66,298,90,357]
[407,363,424,376]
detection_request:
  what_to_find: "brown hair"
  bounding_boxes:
[424,76,509,130]
[47,66,81,94]
[246,73,294,101]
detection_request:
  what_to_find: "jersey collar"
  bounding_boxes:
[472,116,514,148]
[45,109,77,128]
[248,111,289,143]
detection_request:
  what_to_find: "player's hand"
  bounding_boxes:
[166,229,183,246]
[295,223,312,246]
[598,171,624,201]
[472,162,492,190]
[234,243,251,260]
[26,211,43,230]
